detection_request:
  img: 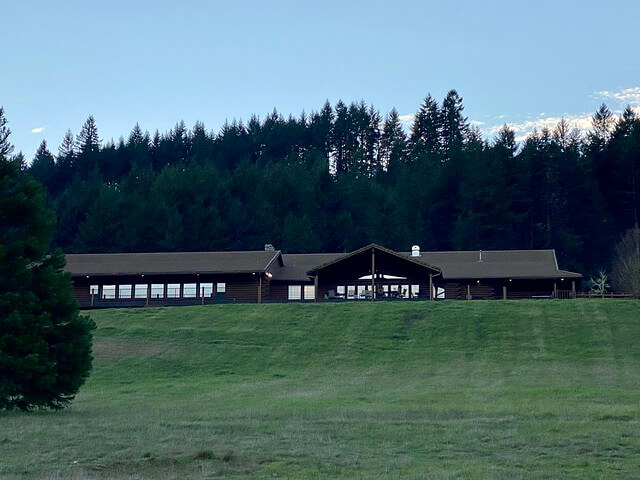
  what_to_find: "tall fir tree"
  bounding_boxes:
[0,112,95,410]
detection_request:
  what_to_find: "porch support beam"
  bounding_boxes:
[429,274,434,301]
[314,274,319,302]
[258,274,262,304]
[371,248,375,301]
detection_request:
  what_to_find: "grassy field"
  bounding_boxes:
[2,300,640,479]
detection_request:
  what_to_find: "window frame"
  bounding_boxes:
[200,283,213,297]
[288,285,302,300]
[166,283,180,298]
[134,284,148,299]
[102,285,116,300]
[151,284,165,299]
[303,285,315,300]
[183,283,197,298]
[119,284,132,299]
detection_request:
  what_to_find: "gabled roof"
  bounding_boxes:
[306,243,441,276]
[64,250,282,276]
[275,253,343,281]
[63,246,582,281]
[406,250,582,280]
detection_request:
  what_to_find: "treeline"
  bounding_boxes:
[13,90,640,276]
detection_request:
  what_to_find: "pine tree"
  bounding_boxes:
[410,94,441,158]
[0,118,95,409]
[29,140,57,194]
[75,116,101,177]
[440,89,468,159]
[379,108,408,177]
[0,107,13,158]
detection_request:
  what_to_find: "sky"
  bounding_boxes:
[3,0,640,159]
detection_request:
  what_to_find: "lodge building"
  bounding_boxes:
[65,244,582,308]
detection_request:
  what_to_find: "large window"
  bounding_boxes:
[216,282,226,294]
[135,284,148,299]
[288,285,302,300]
[347,285,356,299]
[90,285,99,296]
[183,283,197,298]
[303,285,315,300]
[411,285,420,298]
[200,283,213,297]
[151,284,164,298]
[337,286,346,297]
[167,283,180,298]
[102,285,116,299]
[119,285,132,299]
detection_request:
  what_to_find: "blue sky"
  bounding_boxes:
[3,0,640,158]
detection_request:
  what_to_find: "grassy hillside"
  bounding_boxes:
[2,301,640,479]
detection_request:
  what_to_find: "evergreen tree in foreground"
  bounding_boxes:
[0,109,95,410]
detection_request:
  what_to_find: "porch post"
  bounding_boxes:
[429,274,434,301]
[503,285,507,300]
[314,274,319,302]
[146,283,150,307]
[466,284,471,300]
[553,280,557,298]
[258,274,262,304]
[571,280,576,299]
[371,247,375,301]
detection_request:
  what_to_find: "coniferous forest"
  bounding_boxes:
[15,90,640,277]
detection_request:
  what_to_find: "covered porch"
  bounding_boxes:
[307,244,441,301]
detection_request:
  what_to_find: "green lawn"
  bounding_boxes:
[2,300,640,479]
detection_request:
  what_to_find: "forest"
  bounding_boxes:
[7,90,640,277]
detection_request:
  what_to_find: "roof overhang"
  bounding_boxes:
[307,243,441,277]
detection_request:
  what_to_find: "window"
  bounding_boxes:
[337,286,345,297]
[167,283,180,298]
[303,285,315,300]
[347,286,356,299]
[90,285,99,295]
[151,284,164,298]
[288,285,302,300]
[436,287,446,299]
[183,283,197,298]
[119,285,132,299]
[135,284,148,299]
[411,285,420,298]
[102,285,116,299]
[200,283,213,297]
[216,282,226,294]
[400,285,409,298]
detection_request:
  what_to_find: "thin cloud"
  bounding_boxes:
[31,127,45,133]
[598,87,640,106]
[483,114,594,142]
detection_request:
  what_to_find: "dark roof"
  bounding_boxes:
[406,250,582,280]
[64,251,281,276]
[275,253,343,281]
[306,243,441,275]
[64,247,582,280]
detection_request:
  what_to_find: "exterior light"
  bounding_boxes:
[266,272,273,278]
[476,280,480,284]
[509,279,512,282]
[86,275,90,278]
[561,278,564,281]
